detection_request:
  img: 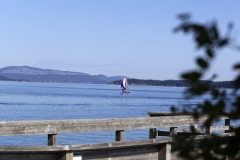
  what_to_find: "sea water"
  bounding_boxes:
[0,81,234,146]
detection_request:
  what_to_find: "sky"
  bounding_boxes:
[0,1,239,81]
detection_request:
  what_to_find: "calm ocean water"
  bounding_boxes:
[0,81,233,146]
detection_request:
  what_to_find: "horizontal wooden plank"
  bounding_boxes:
[0,147,159,160]
[75,145,158,160]
[0,116,209,136]
[157,130,204,137]
[177,128,206,133]
[71,138,171,151]
[212,126,229,131]
[0,133,234,153]
[148,112,231,119]
[0,146,69,153]
[0,138,172,153]
[157,126,230,137]
[177,126,229,133]
[0,153,57,160]
[186,132,235,141]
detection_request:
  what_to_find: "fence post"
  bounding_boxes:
[48,134,73,160]
[149,128,156,139]
[48,134,58,146]
[170,127,177,137]
[225,118,234,160]
[206,125,213,134]
[158,127,177,160]
[116,130,124,141]
[149,115,157,139]
[58,151,73,160]
[225,119,230,133]
[158,143,171,160]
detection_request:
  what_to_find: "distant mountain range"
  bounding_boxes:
[0,66,234,88]
[0,66,125,83]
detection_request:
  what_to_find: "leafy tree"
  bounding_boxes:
[172,14,240,159]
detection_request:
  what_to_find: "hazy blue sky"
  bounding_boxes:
[0,1,239,80]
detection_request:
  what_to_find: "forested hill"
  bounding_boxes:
[0,75,15,81]
[111,79,234,88]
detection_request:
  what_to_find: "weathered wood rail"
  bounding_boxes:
[0,113,236,160]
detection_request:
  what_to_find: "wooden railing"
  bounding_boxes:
[148,112,233,138]
[0,113,236,160]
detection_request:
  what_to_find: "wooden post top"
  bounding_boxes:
[148,112,195,117]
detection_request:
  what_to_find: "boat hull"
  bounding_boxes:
[122,90,131,93]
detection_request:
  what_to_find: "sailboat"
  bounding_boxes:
[121,78,131,93]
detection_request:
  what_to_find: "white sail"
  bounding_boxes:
[120,78,131,93]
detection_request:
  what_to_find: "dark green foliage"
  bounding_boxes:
[181,71,202,81]
[207,49,214,58]
[233,63,240,69]
[172,14,240,159]
[0,75,17,81]
[187,81,210,96]
[196,57,208,69]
